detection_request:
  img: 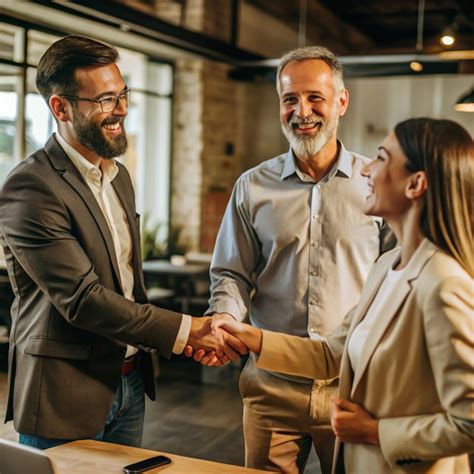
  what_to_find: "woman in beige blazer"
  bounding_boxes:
[211,118,474,473]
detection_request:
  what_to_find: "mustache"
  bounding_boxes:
[101,116,124,126]
[288,114,323,126]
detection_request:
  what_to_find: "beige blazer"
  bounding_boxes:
[0,135,183,439]
[257,239,474,473]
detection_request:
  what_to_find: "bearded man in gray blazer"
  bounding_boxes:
[0,35,245,450]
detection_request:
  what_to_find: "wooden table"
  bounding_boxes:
[47,440,266,473]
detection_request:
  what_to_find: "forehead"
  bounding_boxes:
[74,63,125,95]
[380,132,407,162]
[279,59,334,95]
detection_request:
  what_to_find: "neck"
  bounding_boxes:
[386,206,425,269]
[294,137,339,182]
[58,127,102,168]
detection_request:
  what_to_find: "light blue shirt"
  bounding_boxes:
[208,143,394,351]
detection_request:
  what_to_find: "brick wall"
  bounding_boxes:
[170,59,203,252]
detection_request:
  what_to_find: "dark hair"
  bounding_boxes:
[36,35,119,101]
[394,118,473,275]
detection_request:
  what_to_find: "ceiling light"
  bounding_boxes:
[440,34,455,46]
[455,87,474,112]
[410,61,423,72]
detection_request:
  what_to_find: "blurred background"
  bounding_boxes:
[0,1,472,470]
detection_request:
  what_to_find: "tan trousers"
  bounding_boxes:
[241,355,337,474]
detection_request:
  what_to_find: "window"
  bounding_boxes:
[0,19,173,239]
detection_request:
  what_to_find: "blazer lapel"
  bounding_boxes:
[337,255,395,399]
[350,239,437,397]
[44,135,123,290]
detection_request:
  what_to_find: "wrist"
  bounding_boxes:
[367,419,379,445]
[188,316,209,346]
[247,327,263,354]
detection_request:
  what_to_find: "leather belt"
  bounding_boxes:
[122,353,139,376]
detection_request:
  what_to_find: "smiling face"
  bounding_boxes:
[279,59,348,160]
[361,132,415,219]
[70,63,128,159]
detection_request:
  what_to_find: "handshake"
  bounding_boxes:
[184,313,263,366]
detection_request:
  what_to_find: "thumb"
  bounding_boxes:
[212,318,240,335]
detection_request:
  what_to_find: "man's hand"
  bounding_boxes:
[185,315,248,366]
[330,396,379,445]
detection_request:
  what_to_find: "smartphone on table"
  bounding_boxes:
[123,454,172,473]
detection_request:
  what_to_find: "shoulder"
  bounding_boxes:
[238,153,288,183]
[416,246,472,311]
[343,149,372,176]
[1,149,50,194]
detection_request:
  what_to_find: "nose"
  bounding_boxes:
[360,161,371,177]
[296,99,312,118]
[113,95,128,115]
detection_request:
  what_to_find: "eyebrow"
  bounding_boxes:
[93,85,128,100]
[281,90,325,99]
[377,146,390,156]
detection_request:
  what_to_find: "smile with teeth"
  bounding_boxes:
[293,122,321,131]
[103,122,121,131]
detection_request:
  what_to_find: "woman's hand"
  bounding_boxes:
[211,314,263,354]
[330,397,379,445]
[184,313,263,366]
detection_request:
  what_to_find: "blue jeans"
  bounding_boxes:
[19,366,145,450]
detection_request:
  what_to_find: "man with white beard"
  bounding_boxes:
[200,47,395,473]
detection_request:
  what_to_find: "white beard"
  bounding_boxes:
[281,105,340,159]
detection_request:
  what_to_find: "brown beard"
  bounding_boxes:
[72,110,128,159]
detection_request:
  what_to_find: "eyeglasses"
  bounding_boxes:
[59,88,131,113]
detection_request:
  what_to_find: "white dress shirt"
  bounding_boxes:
[55,133,190,356]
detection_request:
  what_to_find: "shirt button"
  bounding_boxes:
[311,241,319,248]
[310,270,318,276]
[312,214,319,220]
[309,328,316,333]
[309,300,318,306]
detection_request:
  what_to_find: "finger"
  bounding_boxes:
[225,333,248,355]
[219,355,230,365]
[220,341,240,361]
[193,349,207,362]
[334,397,358,413]
[184,345,194,357]
[201,353,218,365]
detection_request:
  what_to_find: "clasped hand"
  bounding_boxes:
[185,314,248,366]
[330,396,379,445]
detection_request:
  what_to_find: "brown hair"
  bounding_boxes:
[276,46,345,95]
[395,118,473,275]
[36,35,119,101]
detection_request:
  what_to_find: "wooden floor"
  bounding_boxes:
[0,357,320,472]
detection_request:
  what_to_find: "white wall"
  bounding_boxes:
[339,75,474,158]
[239,74,474,171]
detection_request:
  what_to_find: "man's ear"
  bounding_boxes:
[49,95,71,122]
[405,171,427,199]
[338,89,349,117]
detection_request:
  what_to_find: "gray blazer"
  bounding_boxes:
[0,135,182,439]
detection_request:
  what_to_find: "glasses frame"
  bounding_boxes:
[59,88,131,113]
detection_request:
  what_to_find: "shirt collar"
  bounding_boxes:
[280,141,353,182]
[55,132,119,185]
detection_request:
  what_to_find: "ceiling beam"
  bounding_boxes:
[28,0,265,64]
[247,0,375,54]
